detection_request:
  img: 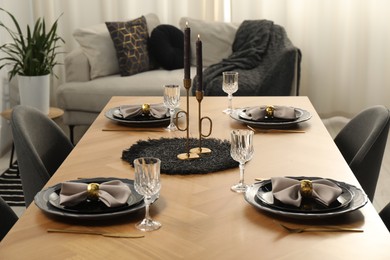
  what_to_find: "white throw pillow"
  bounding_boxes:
[179,17,239,67]
[73,13,160,79]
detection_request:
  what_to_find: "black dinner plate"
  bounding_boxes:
[239,107,303,122]
[105,106,171,126]
[34,177,146,220]
[244,178,368,219]
[230,107,311,128]
[48,178,144,214]
[255,177,353,213]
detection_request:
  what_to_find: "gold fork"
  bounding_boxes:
[278,223,363,233]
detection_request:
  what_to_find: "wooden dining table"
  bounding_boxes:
[1,96,390,259]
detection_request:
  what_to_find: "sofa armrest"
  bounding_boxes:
[65,48,91,82]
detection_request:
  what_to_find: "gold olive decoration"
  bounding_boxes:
[87,183,100,200]
[265,105,275,118]
[141,103,151,115]
[300,179,313,198]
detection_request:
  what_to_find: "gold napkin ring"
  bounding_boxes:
[87,183,100,200]
[300,179,313,198]
[141,103,151,115]
[265,105,275,118]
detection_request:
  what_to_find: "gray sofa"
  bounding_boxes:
[55,14,300,142]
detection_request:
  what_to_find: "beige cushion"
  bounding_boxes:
[57,67,197,118]
[73,13,160,80]
[179,17,239,67]
[64,48,90,82]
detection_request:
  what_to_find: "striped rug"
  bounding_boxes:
[0,163,25,207]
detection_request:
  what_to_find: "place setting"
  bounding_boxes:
[244,176,368,219]
[223,128,368,221]
[34,157,161,229]
[34,177,145,220]
[104,84,181,129]
[219,70,311,130]
[230,104,312,128]
[223,127,366,224]
[105,103,172,128]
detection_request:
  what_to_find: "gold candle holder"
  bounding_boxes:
[176,79,199,160]
[189,90,212,154]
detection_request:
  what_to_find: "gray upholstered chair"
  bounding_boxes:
[0,196,18,241]
[11,105,74,207]
[334,105,390,201]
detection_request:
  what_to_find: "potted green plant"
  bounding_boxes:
[0,8,64,114]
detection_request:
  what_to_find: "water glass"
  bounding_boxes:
[230,129,254,193]
[134,157,162,231]
[163,84,180,131]
[222,71,238,114]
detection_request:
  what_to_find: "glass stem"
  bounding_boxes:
[239,162,245,186]
[144,196,152,221]
[169,108,175,125]
[228,94,233,110]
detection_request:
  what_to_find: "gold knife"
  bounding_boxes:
[47,228,145,238]
[102,128,164,132]
[247,125,305,133]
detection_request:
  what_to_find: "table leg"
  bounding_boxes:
[69,125,74,144]
[9,143,14,169]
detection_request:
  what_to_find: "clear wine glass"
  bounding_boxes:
[133,157,162,231]
[222,71,238,114]
[163,84,180,131]
[230,129,254,193]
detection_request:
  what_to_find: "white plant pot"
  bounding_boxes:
[18,74,50,115]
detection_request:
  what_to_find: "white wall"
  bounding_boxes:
[0,0,32,155]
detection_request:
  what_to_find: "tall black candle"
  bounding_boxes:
[196,34,202,92]
[184,22,190,80]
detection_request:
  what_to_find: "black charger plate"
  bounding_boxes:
[34,177,145,220]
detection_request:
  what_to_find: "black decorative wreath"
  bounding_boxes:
[122,137,238,175]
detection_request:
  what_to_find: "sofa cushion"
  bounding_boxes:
[73,13,160,80]
[179,17,239,67]
[57,67,196,119]
[106,16,150,77]
[149,25,184,70]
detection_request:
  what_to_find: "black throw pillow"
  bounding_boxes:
[105,16,150,76]
[149,24,184,70]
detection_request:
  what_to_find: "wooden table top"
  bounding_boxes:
[1,96,390,259]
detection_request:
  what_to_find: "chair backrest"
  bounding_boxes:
[334,105,390,201]
[11,105,74,207]
[0,196,18,241]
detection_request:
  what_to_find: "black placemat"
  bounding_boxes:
[122,138,238,175]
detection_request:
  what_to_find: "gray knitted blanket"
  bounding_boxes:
[193,20,300,96]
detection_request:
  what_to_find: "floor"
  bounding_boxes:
[1,116,389,218]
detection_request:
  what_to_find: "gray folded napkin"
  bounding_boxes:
[119,103,168,119]
[59,180,132,207]
[243,105,297,121]
[271,177,342,207]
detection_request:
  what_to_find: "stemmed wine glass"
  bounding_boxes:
[133,157,162,231]
[163,84,180,131]
[230,129,254,193]
[222,71,238,114]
